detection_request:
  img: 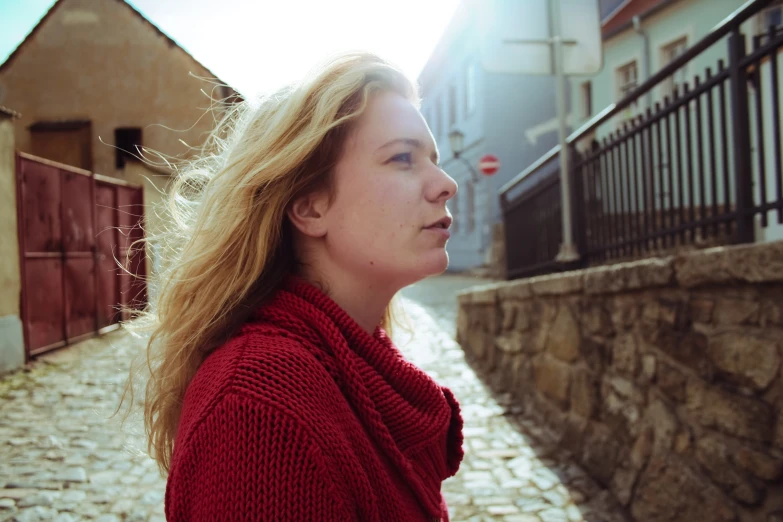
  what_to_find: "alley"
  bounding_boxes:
[1,275,627,522]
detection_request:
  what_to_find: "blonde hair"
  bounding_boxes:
[123,52,418,474]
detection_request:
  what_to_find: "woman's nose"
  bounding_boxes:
[433,168,458,202]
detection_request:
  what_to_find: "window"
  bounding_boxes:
[465,180,475,234]
[616,60,638,101]
[115,127,142,169]
[761,1,783,31]
[756,1,783,40]
[660,37,688,100]
[465,61,477,116]
[448,82,457,128]
[580,81,592,120]
[616,61,639,121]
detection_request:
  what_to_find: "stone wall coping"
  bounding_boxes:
[459,240,783,300]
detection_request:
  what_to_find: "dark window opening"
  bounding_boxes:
[115,127,142,169]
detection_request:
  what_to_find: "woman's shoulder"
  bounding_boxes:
[182,325,342,427]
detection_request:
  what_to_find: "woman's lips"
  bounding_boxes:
[424,226,451,239]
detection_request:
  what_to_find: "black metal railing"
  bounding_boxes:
[500,0,783,279]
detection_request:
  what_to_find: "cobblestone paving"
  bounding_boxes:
[0,274,629,522]
[400,276,629,522]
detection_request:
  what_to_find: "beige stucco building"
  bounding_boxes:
[0,106,23,375]
[0,0,239,373]
[0,0,239,180]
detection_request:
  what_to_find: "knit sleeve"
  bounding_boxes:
[165,392,356,522]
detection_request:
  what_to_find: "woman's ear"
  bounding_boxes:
[286,191,329,238]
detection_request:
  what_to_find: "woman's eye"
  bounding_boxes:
[390,152,413,166]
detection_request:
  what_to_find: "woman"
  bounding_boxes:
[136,52,464,521]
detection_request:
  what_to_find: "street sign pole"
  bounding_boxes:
[480,0,602,265]
[552,0,579,262]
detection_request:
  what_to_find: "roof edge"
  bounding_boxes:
[603,0,680,41]
[0,105,21,118]
[0,0,243,99]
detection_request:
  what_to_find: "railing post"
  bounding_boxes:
[570,146,588,266]
[727,28,755,243]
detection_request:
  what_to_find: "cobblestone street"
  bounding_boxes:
[1,275,628,522]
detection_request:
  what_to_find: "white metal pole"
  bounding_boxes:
[552,0,579,262]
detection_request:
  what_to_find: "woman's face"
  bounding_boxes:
[322,90,458,288]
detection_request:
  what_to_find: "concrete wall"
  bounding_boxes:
[457,241,783,522]
[0,0,225,181]
[0,113,24,375]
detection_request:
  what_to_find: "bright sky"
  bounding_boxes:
[0,0,459,98]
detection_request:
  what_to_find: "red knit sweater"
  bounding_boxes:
[165,275,464,521]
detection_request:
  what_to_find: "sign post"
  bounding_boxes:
[551,0,578,261]
[478,0,602,263]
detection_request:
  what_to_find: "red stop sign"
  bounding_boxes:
[478,154,500,176]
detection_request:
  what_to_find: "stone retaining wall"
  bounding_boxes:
[457,241,783,522]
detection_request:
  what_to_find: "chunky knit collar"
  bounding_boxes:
[252,274,464,518]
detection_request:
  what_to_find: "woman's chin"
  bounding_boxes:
[417,250,450,278]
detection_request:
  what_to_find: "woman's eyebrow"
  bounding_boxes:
[376,138,440,163]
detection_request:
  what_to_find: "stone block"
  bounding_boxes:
[695,435,764,505]
[708,330,781,391]
[689,297,715,324]
[770,511,783,522]
[533,355,571,409]
[676,241,783,288]
[464,326,492,361]
[658,297,689,329]
[687,380,774,443]
[545,305,580,363]
[560,412,588,455]
[734,444,783,481]
[496,332,525,354]
[674,427,693,454]
[630,426,654,470]
[534,300,559,324]
[581,302,614,336]
[581,336,611,373]
[581,423,621,485]
[642,399,679,455]
[610,295,641,330]
[470,286,499,305]
[759,287,783,327]
[497,279,533,301]
[713,297,760,325]
[456,305,469,343]
[529,271,584,296]
[612,332,639,377]
[640,354,656,384]
[631,453,738,522]
[777,413,783,450]
[643,324,714,381]
[501,301,518,331]
[656,360,688,402]
[611,462,640,506]
[675,246,734,288]
[570,368,598,419]
[584,257,674,295]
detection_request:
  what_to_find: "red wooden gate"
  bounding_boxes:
[16,152,147,359]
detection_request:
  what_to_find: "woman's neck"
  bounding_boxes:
[296,265,395,335]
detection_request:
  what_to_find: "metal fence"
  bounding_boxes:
[500,0,783,279]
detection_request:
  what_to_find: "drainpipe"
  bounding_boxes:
[633,15,652,111]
